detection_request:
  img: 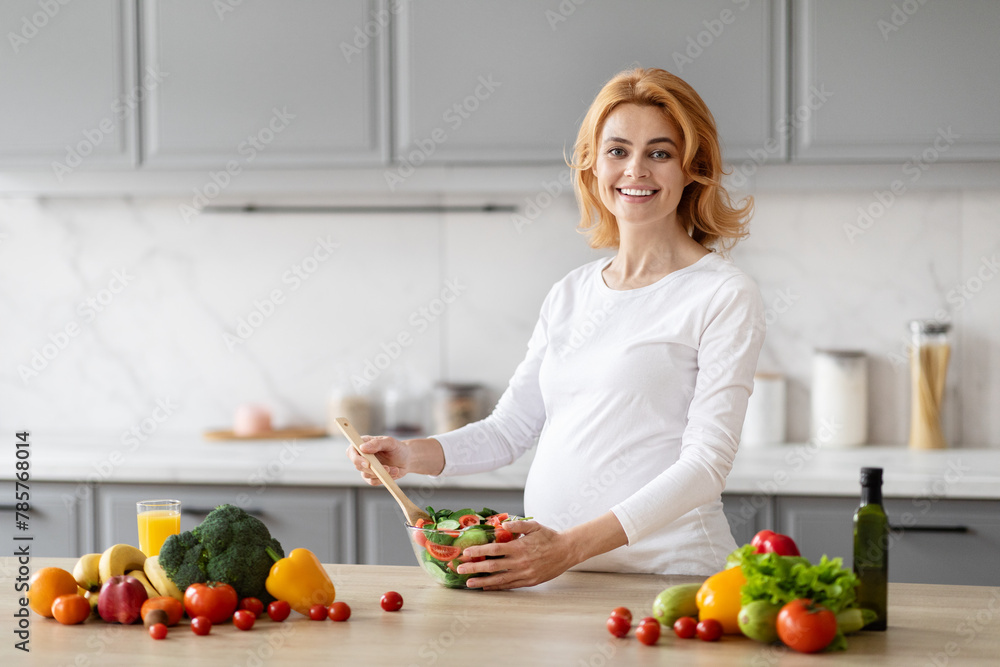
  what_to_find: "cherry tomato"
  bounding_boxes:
[636,620,661,646]
[493,526,514,543]
[426,542,462,561]
[610,606,632,624]
[673,616,698,639]
[238,597,264,618]
[190,616,212,636]
[381,591,403,612]
[309,604,328,620]
[328,602,351,622]
[183,582,238,624]
[606,614,631,638]
[149,623,168,640]
[696,618,723,642]
[776,599,838,654]
[232,609,256,631]
[267,600,291,622]
[639,616,658,626]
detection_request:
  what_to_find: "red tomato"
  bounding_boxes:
[190,616,212,636]
[415,518,434,528]
[776,599,838,653]
[636,620,661,646]
[267,600,291,622]
[610,607,632,624]
[606,614,631,638]
[751,530,776,552]
[233,609,256,631]
[426,542,462,561]
[308,604,328,620]
[381,591,403,612]
[458,514,481,528]
[485,513,509,527]
[238,597,264,618]
[149,622,168,640]
[697,619,724,642]
[673,616,698,639]
[183,582,238,624]
[328,602,351,622]
[494,526,514,543]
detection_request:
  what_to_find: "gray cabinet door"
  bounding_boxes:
[140,0,388,168]
[96,483,356,564]
[357,486,524,566]
[722,492,776,547]
[0,482,94,557]
[394,0,786,165]
[792,0,1000,161]
[0,0,137,169]
[776,495,1000,586]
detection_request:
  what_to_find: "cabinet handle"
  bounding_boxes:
[185,506,264,518]
[889,524,969,534]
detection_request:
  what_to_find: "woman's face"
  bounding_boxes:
[593,103,691,231]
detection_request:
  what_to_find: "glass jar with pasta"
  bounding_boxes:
[908,320,951,449]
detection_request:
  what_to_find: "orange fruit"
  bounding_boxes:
[28,567,79,618]
[51,594,91,625]
[141,596,184,626]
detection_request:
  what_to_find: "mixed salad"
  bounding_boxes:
[411,506,528,589]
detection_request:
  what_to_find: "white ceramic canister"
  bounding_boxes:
[741,373,787,447]
[811,350,868,447]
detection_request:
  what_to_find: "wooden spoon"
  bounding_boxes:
[335,417,431,526]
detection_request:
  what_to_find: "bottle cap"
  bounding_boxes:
[860,467,883,486]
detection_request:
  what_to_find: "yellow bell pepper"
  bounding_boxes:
[265,548,336,615]
[696,564,746,634]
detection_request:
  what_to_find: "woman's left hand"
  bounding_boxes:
[457,520,579,590]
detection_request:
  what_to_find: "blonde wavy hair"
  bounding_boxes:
[570,67,752,253]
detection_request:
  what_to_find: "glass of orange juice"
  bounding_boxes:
[137,499,181,557]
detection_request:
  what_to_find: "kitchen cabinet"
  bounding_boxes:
[356,486,524,565]
[139,0,388,168]
[0,0,137,169]
[722,492,775,547]
[0,481,94,557]
[792,0,1000,161]
[96,483,356,564]
[776,495,1000,586]
[393,0,787,165]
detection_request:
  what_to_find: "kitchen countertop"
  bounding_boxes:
[6,557,1000,665]
[8,433,1000,499]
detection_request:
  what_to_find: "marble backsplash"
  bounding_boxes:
[3,187,999,447]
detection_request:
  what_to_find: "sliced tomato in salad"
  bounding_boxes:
[494,526,514,543]
[485,513,509,527]
[426,542,462,561]
[458,514,481,528]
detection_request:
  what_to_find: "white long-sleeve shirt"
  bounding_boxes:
[433,252,766,575]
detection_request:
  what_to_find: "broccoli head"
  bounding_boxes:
[159,530,209,591]
[159,504,284,602]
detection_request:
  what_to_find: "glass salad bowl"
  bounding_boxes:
[406,508,522,589]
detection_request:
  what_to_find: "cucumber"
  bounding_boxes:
[436,519,461,531]
[453,527,490,551]
[652,583,702,627]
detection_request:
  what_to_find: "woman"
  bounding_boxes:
[348,68,765,589]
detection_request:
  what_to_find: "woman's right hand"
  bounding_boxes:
[346,435,411,485]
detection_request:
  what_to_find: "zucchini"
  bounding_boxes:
[652,583,702,627]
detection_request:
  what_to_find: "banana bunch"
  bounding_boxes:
[72,545,184,603]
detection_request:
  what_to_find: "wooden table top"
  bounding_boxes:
[4,557,999,665]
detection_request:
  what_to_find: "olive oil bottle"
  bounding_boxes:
[853,467,888,630]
